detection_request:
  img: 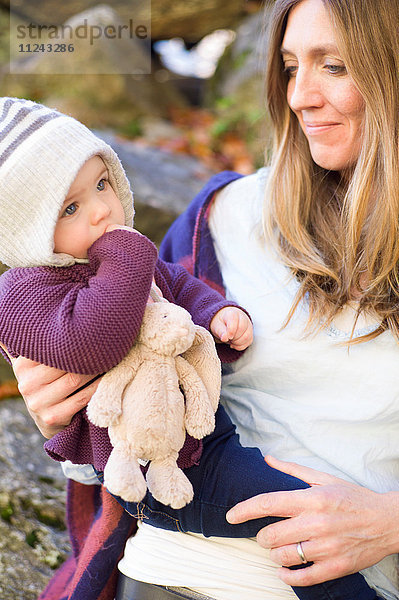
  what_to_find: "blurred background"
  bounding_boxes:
[0,1,271,596]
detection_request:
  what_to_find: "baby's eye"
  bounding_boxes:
[97,178,107,191]
[63,203,77,216]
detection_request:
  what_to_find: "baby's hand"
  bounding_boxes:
[105,224,136,233]
[210,307,253,351]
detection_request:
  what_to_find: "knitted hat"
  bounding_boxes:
[0,97,134,268]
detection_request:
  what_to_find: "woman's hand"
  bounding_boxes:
[12,356,100,439]
[226,456,399,586]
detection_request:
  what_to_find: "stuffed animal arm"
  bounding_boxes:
[86,350,141,427]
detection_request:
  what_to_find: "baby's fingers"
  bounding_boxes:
[229,313,253,350]
[229,330,253,350]
[210,308,237,342]
[221,309,241,342]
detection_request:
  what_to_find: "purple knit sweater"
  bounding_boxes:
[0,229,238,469]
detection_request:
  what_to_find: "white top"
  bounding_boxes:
[120,521,301,600]
[119,170,399,599]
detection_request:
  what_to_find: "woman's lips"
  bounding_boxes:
[303,122,340,135]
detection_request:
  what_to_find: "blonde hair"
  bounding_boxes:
[263,0,399,342]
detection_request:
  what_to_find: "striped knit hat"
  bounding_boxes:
[0,97,134,268]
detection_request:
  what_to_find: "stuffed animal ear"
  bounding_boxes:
[181,325,221,412]
[149,284,168,303]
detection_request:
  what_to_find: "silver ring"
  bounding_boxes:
[296,541,308,564]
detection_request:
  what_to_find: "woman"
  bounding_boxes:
[13,0,399,599]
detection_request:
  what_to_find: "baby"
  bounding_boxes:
[0,98,252,471]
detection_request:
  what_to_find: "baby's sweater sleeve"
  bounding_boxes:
[155,259,249,364]
[0,230,157,374]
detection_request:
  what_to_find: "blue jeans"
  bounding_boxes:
[97,406,377,600]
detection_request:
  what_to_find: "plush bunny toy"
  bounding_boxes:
[87,300,221,509]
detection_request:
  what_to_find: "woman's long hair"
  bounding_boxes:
[263,0,399,342]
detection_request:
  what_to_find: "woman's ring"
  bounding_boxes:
[296,541,308,564]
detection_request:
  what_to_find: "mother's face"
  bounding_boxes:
[281,0,365,172]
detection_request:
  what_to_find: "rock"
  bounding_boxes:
[206,9,273,166]
[212,11,269,99]
[6,0,260,43]
[6,5,186,125]
[10,5,151,76]
[2,67,185,130]
[0,397,70,600]
[0,357,14,382]
[139,117,183,145]
[95,130,216,245]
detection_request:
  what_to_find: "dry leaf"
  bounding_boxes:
[0,380,19,401]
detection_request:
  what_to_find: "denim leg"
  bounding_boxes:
[160,404,310,536]
[292,568,377,600]
[104,406,377,600]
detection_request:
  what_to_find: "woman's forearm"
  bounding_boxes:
[383,490,399,555]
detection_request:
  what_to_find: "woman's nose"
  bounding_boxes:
[287,68,324,112]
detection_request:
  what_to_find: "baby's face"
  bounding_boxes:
[54,156,125,258]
